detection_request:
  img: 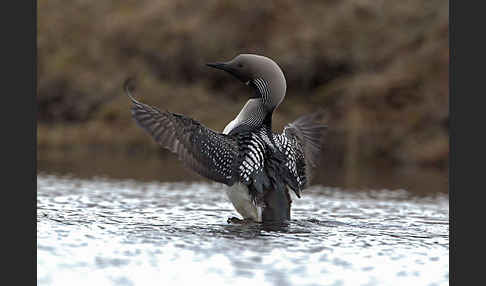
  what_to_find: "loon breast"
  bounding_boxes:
[222,117,266,221]
[225,183,262,222]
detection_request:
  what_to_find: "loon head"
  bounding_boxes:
[207,54,287,112]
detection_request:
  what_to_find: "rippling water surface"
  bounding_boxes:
[37,174,449,286]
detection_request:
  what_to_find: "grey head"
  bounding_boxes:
[207,54,287,112]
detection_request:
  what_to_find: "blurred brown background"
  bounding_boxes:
[37,0,449,194]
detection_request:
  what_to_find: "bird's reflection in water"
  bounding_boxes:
[260,220,291,232]
[219,220,295,239]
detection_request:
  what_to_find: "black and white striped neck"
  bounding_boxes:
[249,77,282,112]
[224,76,285,136]
[250,78,271,101]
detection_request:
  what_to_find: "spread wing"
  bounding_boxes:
[124,79,238,185]
[279,111,327,190]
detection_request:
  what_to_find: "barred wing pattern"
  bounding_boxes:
[229,126,294,203]
[126,86,238,185]
[279,112,327,190]
[235,131,267,184]
[273,133,306,192]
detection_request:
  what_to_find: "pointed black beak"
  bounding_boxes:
[206,60,250,83]
[206,62,229,71]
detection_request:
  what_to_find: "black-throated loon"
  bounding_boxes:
[124,54,327,223]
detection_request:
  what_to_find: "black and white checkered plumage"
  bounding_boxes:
[125,54,327,223]
[127,84,325,200]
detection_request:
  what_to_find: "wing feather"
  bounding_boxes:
[282,111,327,188]
[124,79,238,185]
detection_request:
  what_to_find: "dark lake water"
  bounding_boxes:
[37,174,449,286]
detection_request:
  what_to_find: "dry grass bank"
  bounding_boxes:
[38,0,449,175]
